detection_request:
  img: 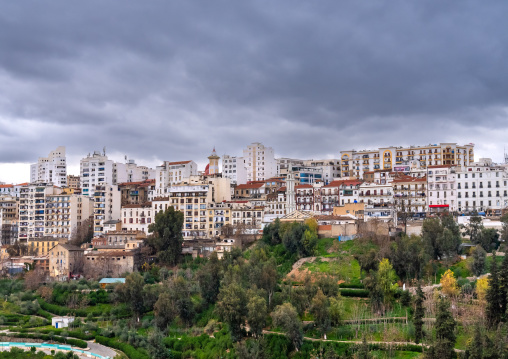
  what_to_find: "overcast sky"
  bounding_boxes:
[1,1,508,183]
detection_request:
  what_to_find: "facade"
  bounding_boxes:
[30,146,67,187]
[206,148,220,176]
[118,179,155,205]
[456,158,508,213]
[84,251,138,277]
[207,202,232,238]
[93,184,121,236]
[0,195,18,245]
[80,151,115,196]
[340,143,475,179]
[114,159,155,184]
[121,203,152,233]
[427,165,458,212]
[155,160,198,196]
[303,159,341,184]
[48,243,84,280]
[0,184,24,198]
[222,155,247,185]
[358,183,393,207]
[223,142,277,183]
[45,194,93,240]
[28,237,60,256]
[392,175,427,214]
[67,175,80,190]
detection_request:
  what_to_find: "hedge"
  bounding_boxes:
[96,335,150,359]
[37,309,53,320]
[339,283,365,289]
[7,332,87,348]
[37,298,130,318]
[339,289,369,297]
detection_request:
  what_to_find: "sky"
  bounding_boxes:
[1,1,508,184]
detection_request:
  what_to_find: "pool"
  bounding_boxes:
[0,342,110,358]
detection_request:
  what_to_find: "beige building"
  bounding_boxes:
[49,243,85,280]
[45,194,93,240]
[93,184,121,236]
[207,202,232,238]
[0,196,18,245]
[84,250,138,278]
[67,175,80,190]
[28,237,61,256]
[333,202,365,220]
[392,175,427,213]
[121,203,152,233]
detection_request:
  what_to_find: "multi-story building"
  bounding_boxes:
[30,146,67,187]
[303,159,341,185]
[340,143,475,179]
[231,206,264,226]
[358,183,393,207]
[456,158,508,214]
[45,194,93,240]
[121,203,153,233]
[296,185,316,211]
[0,184,24,198]
[427,165,458,213]
[0,196,18,245]
[118,179,155,205]
[392,175,427,214]
[67,175,80,189]
[223,142,277,183]
[81,152,155,197]
[93,184,121,236]
[207,202,232,238]
[234,183,266,199]
[28,237,61,256]
[48,243,84,280]
[18,184,62,242]
[155,160,198,196]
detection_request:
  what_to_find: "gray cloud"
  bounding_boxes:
[1,0,508,180]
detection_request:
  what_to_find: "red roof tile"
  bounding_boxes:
[166,161,192,166]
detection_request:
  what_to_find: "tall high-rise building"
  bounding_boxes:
[223,142,277,184]
[30,146,67,187]
[155,160,198,196]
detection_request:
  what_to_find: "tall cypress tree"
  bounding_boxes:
[414,283,425,344]
[486,257,502,328]
[500,254,508,319]
[426,298,456,359]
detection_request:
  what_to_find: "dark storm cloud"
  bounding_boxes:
[1,0,508,175]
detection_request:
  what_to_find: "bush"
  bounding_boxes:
[96,335,150,359]
[339,289,369,297]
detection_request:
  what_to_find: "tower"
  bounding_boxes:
[286,169,296,213]
[207,147,220,176]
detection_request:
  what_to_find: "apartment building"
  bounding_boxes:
[0,196,18,245]
[223,142,277,183]
[0,184,24,198]
[456,158,508,214]
[28,237,61,256]
[118,179,155,205]
[303,159,341,184]
[340,143,475,179]
[30,146,67,187]
[81,152,155,197]
[48,243,84,280]
[45,194,93,240]
[427,165,458,212]
[67,175,80,189]
[392,175,427,214]
[358,183,393,207]
[121,202,152,233]
[93,184,121,236]
[155,160,198,196]
[207,202,232,238]
[18,184,61,242]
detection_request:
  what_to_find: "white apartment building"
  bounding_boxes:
[121,203,153,233]
[340,143,475,179]
[0,184,24,198]
[222,155,247,185]
[30,146,67,187]
[427,165,458,212]
[303,159,341,184]
[81,152,155,197]
[18,183,61,242]
[223,143,277,184]
[155,161,198,196]
[456,158,508,214]
[45,194,93,240]
[93,184,121,236]
[358,182,393,207]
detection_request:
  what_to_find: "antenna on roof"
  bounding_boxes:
[505,146,508,164]
[103,146,106,156]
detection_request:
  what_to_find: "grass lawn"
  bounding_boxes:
[303,257,362,284]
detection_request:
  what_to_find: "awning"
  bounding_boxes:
[429,204,449,208]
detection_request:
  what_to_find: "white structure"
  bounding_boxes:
[340,143,475,179]
[303,159,341,184]
[222,155,247,185]
[30,146,67,187]
[359,182,393,207]
[93,184,121,236]
[427,165,458,212]
[52,316,74,329]
[223,142,277,184]
[80,151,115,197]
[18,183,61,242]
[0,184,23,198]
[286,171,296,213]
[155,160,198,196]
[81,151,155,197]
[456,158,508,213]
[121,203,152,233]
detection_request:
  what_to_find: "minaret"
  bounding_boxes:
[286,169,296,213]
[208,147,220,176]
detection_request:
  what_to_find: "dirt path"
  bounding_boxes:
[286,256,335,281]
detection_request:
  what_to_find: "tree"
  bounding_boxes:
[426,298,456,359]
[466,325,483,359]
[479,228,499,252]
[197,252,222,304]
[147,328,170,359]
[476,277,489,303]
[310,289,330,337]
[154,291,176,330]
[465,211,483,245]
[355,334,372,359]
[390,234,427,280]
[422,218,444,260]
[271,303,303,351]
[246,293,267,338]
[440,269,459,297]
[500,254,508,318]
[377,258,399,308]
[329,294,345,327]
[471,245,486,277]
[70,218,93,246]
[235,339,267,359]
[486,258,502,328]
[396,197,411,234]
[215,281,247,341]
[414,283,425,345]
[118,272,145,320]
[500,213,508,244]
[146,207,184,266]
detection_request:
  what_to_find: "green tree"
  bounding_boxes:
[197,252,222,304]
[426,298,456,359]
[147,207,184,266]
[414,283,425,345]
[154,291,176,330]
[465,211,483,245]
[119,272,145,319]
[486,257,502,328]
[500,254,508,318]
[500,213,508,243]
[147,328,170,359]
[355,334,372,359]
[479,228,499,252]
[390,234,426,280]
[329,294,345,326]
[465,325,483,359]
[246,292,267,338]
[422,218,444,260]
[310,289,330,337]
[271,303,303,351]
[471,245,486,277]
[377,258,399,308]
[215,281,247,341]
